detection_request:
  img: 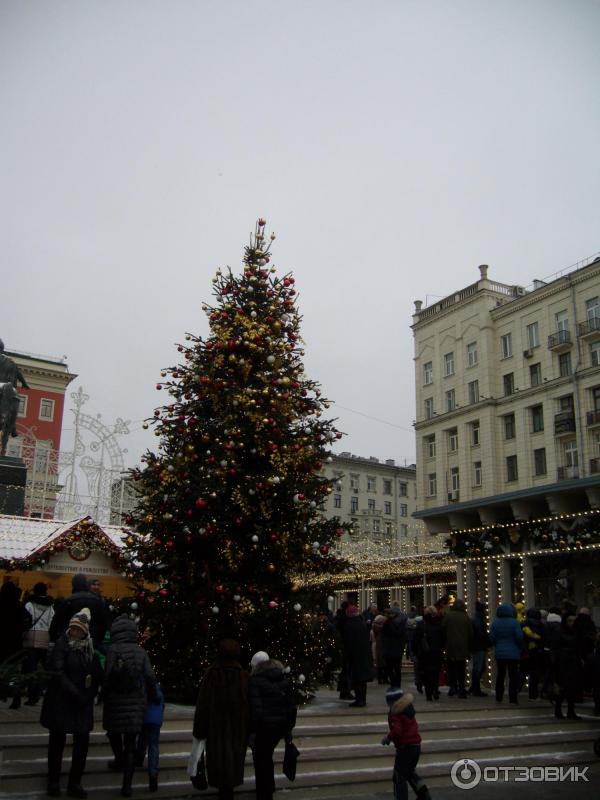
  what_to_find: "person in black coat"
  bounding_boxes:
[0,581,32,709]
[414,607,445,701]
[381,607,407,688]
[103,615,157,798]
[248,652,297,800]
[335,600,353,699]
[554,614,584,720]
[342,605,372,707]
[41,608,103,798]
[468,601,490,697]
[49,574,109,650]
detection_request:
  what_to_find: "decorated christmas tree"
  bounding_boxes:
[123,220,349,700]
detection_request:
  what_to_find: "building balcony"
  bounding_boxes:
[590,458,600,475]
[557,466,579,481]
[587,410,600,428]
[547,329,572,352]
[577,317,600,341]
[554,412,576,436]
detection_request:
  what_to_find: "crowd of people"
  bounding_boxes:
[0,575,297,800]
[333,596,600,717]
[1,576,599,800]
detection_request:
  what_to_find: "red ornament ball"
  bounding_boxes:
[158,588,169,598]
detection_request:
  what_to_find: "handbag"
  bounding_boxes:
[22,629,50,649]
[283,740,300,781]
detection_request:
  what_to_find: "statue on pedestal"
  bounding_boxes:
[0,339,30,457]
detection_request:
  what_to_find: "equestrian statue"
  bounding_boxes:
[0,340,29,457]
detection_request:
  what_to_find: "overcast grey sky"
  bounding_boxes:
[2,0,599,468]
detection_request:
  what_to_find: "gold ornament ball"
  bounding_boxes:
[267,563,276,573]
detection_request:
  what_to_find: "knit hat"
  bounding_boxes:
[386,686,404,706]
[250,651,270,669]
[68,607,91,636]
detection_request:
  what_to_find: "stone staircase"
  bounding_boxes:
[1,685,598,799]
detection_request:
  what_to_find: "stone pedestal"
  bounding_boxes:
[0,456,27,515]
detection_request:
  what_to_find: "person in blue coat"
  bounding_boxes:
[489,603,524,704]
[135,683,165,792]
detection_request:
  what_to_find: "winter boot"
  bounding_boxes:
[121,752,135,798]
[149,774,158,792]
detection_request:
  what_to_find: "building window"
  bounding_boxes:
[533,448,547,476]
[559,352,572,377]
[591,341,600,367]
[526,321,540,349]
[400,524,408,537]
[446,388,456,412]
[503,372,514,396]
[450,466,460,492]
[468,379,479,405]
[501,333,512,359]
[384,501,392,515]
[592,386,600,412]
[367,476,376,492]
[39,398,55,421]
[586,296,599,322]
[558,394,574,412]
[424,434,436,459]
[368,498,376,511]
[506,454,518,482]
[424,361,433,385]
[350,474,359,490]
[385,522,392,536]
[424,397,434,420]
[531,404,544,433]
[400,504,408,517]
[350,496,358,513]
[34,440,51,473]
[334,494,341,508]
[427,473,437,496]
[564,440,578,468]
[448,428,458,452]
[471,420,480,447]
[399,482,408,497]
[555,309,569,332]
[467,342,478,367]
[595,431,600,457]
[529,362,542,387]
[373,518,380,533]
[444,351,455,377]
[383,479,392,495]
[473,461,482,487]
[504,413,516,440]
[17,394,27,417]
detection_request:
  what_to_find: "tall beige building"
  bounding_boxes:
[321,452,437,553]
[412,256,600,534]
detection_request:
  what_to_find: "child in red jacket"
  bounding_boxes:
[382,687,431,800]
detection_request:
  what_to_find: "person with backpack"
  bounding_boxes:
[248,651,297,800]
[41,608,103,798]
[103,615,158,798]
